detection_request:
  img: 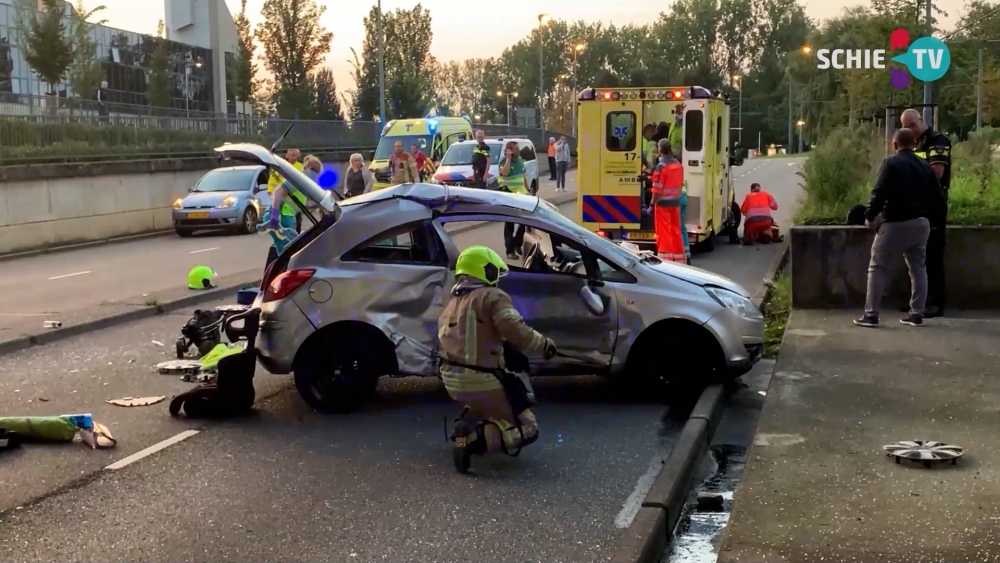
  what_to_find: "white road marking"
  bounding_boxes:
[189,247,220,254]
[47,271,91,280]
[615,446,672,529]
[104,430,200,470]
[0,313,51,317]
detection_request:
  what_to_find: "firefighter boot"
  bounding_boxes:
[452,417,487,474]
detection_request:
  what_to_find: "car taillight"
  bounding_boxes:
[597,230,606,237]
[262,269,315,303]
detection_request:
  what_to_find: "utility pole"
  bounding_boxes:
[977,48,984,130]
[922,0,933,125]
[538,14,549,136]
[377,0,386,124]
[798,92,805,154]
[787,76,793,153]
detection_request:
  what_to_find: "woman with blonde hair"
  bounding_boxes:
[343,152,373,198]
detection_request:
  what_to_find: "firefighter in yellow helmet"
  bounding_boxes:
[438,245,557,473]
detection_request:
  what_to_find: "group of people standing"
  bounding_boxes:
[856,108,952,328]
[545,136,572,191]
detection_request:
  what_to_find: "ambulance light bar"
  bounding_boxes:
[578,86,720,101]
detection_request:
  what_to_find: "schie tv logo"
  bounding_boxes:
[815,29,951,90]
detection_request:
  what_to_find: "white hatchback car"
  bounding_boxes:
[432,138,539,193]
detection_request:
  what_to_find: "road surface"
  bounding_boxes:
[0,158,802,562]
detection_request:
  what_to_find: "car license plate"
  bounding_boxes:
[187,212,209,219]
[625,232,656,241]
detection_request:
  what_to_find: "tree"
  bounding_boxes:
[255,0,333,118]
[146,19,171,108]
[13,0,74,99]
[313,67,343,120]
[66,0,106,101]
[232,0,257,106]
[350,4,435,120]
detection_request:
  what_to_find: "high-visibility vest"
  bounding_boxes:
[914,131,952,191]
[669,123,683,153]
[651,159,683,205]
[499,157,527,194]
[547,144,555,158]
[740,190,778,220]
[267,161,306,216]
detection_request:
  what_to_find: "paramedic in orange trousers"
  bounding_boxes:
[646,138,688,264]
[740,182,779,244]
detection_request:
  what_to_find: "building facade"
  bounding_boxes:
[0,0,242,115]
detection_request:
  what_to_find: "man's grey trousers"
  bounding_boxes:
[865,217,931,317]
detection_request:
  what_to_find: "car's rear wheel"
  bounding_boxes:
[239,207,258,235]
[294,335,380,413]
[176,228,194,237]
[728,201,742,244]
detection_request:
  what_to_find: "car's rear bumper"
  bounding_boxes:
[254,301,314,375]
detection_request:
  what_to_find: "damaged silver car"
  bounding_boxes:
[215,143,764,413]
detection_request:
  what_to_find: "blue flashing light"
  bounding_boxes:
[317,166,339,190]
[427,118,439,131]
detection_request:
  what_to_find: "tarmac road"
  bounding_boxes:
[0,157,802,562]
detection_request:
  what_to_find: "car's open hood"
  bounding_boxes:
[341,183,537,212]
[213,143,339,215]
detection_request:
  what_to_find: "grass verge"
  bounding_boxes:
[762,270,791,359]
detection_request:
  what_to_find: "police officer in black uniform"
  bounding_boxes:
[900,108,951,318]
[471,130,492,189]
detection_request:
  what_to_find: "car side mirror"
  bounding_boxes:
[578,285,605,316]
[254,184,267,194]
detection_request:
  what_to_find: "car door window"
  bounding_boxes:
[520,145,536,162]
[441,218,589,278]
[342,221,446,266]
[595,254,636,283]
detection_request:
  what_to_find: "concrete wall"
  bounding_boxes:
[790,225,1000,310]
[0,155,564,256]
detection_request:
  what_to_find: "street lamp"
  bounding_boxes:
[732,75,742,144]
[538,13,552,135]
[572,43,585,138]
[788,45,811,153]
[497,90,518,125]
[474,114,481,121]
[796,119,806,153]
[185,58,202,118]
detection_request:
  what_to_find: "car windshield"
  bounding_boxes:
[441,143,503,166]
[193,168,256,192]
[375,135,432,160]
[535,201,639,268]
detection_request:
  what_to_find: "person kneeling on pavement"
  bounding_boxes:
[438,245,557,473]
[740,183,779,245]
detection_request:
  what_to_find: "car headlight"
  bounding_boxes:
[173,198,183,209]
[705,286,762,321]
[217,196,237,209]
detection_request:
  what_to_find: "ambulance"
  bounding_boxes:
[370,116,474,190]
[575,86,745,252]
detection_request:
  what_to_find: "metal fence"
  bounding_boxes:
[0,104,575,166]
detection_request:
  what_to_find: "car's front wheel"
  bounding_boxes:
[728,201,742,244]
[239,207,258,235]
[626,321,726,398]
[294,335,380,413]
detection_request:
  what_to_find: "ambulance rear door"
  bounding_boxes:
[585,100,643,233]
[682,103,708,239]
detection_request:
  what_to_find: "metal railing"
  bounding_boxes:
[0,93,222,119]
[0,101,576,167]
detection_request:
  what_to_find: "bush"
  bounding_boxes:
[794,123,881,224]
[796,124,1000,226]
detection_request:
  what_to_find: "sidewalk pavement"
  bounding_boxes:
[719,309,1000,563]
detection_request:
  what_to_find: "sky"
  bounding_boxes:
[91,0,963,96]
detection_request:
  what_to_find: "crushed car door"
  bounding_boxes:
[436,214,616,373]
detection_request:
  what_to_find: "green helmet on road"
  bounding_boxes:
[455,245,508,286]
[187,265,217,290]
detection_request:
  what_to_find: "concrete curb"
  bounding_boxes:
[0,278,261,358]
[0,229,175,263]
[0,191,578,358]
[611,245,791,563]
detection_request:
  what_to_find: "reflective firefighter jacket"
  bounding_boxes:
[438,276,549,393]
[740,190,778,222]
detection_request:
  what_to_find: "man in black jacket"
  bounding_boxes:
[855,128,944,328]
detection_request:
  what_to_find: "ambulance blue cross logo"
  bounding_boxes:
[404,123,413,131]
[613,124,630,139]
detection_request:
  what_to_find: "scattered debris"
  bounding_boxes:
[696,492,725,512]
[43,320,62,329]
[757,391,767,396]
[38,397,49,402]
[151,340,165,347]
[0,414,115,449]
[107,396,166,407]
[157,360,202,376]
